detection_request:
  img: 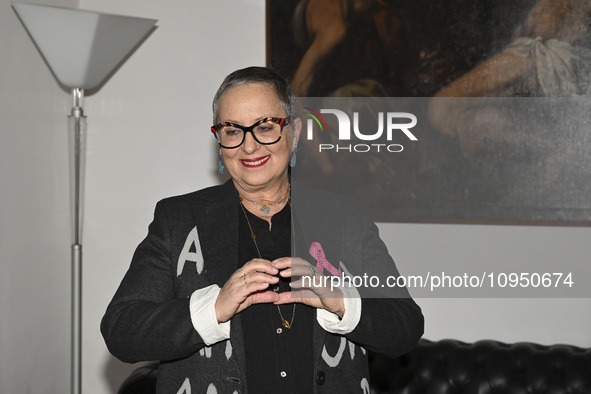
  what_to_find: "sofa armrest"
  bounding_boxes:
[117,362,158,394]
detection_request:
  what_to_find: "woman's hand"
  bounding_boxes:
[215,258,280,323]
[272,257,346,318]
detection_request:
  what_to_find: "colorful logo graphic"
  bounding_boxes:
[302,107,328,132]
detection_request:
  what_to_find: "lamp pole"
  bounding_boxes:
[70,88,85,394]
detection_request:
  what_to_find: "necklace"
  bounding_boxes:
[241,192,290,216]
[239,200,296,329]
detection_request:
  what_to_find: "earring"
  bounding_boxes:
[218,151,224,175]
[290,146,298,168]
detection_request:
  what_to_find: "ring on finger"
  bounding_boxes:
[309,265,318,277]
[242,273,247,285]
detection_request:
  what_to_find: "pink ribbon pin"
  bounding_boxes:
[309,242,342,276]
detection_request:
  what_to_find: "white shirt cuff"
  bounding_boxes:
[189,284,231,346]
[316,285,361,335]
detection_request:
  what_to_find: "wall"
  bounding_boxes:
[1,0,589,393]
[379,222,591,344]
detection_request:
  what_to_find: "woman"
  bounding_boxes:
[101,66,423,393]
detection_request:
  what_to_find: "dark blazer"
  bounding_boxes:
[101,180,423,393]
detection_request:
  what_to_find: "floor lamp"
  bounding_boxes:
[12,3,157,394]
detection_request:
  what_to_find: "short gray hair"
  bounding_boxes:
[212,66,298,124]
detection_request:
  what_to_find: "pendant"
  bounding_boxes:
[282,319,291,329]
[261,206,271,215]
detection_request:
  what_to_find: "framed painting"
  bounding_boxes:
[268,0,591,225]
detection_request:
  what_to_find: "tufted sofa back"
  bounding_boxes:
[372,339,591,394]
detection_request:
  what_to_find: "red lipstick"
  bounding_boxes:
[240,155,270,168]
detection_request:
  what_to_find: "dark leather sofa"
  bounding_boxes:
[118,339,591,393]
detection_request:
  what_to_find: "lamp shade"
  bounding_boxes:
[13,2,157,90]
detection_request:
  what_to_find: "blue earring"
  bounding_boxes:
[218,152,224,175]
[290,146,298,168]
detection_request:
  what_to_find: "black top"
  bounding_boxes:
[238,202,314,393]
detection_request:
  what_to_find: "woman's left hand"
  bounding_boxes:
[272,257,346,318]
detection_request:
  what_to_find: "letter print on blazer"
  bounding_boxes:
[178,227,204,276]
[176,378,191,394]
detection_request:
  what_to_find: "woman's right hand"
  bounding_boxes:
[214,258,281,323]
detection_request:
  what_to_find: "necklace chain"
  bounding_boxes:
[241,190,290,216]
[239,200,296,329]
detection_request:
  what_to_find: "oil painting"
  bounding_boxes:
[269,0,591,224]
